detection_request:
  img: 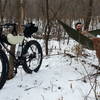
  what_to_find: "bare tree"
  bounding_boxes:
[44,0,50,55]
[84,0,94,30]
[8,0,21,79]
[0,0,8,24]
[8,0,25,79]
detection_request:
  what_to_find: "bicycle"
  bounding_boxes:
[0,22,43,89]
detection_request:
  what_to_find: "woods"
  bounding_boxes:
[0,0,100,21]
[0,0,100,100]
[0,0,100,78]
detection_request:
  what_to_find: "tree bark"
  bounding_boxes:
[0,0,3,24]
[8,0,20,79]
[8,45,15,79]
[45,0,50,55]
[0,0,8,24]
[84,0,93,30]
[8,0,24,79]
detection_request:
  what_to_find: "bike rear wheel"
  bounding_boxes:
[0,50,9,89]
[22,40,43,73]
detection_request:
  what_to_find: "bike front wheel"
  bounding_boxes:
[22,40,43,73]
[0,50,9,89]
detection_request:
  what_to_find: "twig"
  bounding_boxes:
[24,81,43,91]
[91,64,100,70]
[41,94,45,100]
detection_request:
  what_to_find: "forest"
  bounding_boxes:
[0,0,100,100]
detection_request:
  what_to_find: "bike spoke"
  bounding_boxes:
[22,40,42,73]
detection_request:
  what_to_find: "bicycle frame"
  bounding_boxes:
[0,42,16,58]
[0,38,28,73]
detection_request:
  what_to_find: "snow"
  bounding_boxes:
[0,39,99,100]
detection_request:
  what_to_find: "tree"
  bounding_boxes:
[8,0,25,79]
[44,0,50,55]
[0,0,8,24]
[84,0,94,30]
[8,0,20,79]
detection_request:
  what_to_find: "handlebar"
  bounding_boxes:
[0,22,38,45]
[0,23,17,35]
[0,22,38,37]
[0,23,16,28]
[1,23,36,28]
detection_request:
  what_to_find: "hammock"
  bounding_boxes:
[89,29,100,36]
[58,20,94,50]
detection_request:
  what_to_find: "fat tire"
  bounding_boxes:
[22,40,43,73]
[0,50,9,89]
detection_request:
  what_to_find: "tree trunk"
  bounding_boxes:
[8,45,15,79]
[45,0,50,55]
[0,0,3,24]
[0,0,15,79]
[8,0,20,79]
[84,0,93,30]
[8,0,24,79]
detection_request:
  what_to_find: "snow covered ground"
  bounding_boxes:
[0,39,99,100]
